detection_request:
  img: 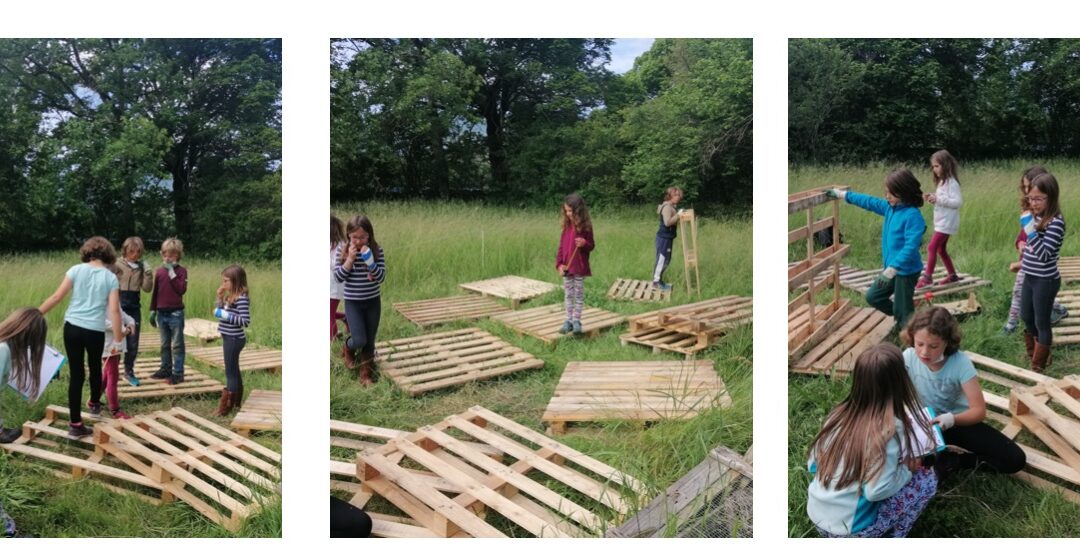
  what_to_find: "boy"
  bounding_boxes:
[149,238,189,384]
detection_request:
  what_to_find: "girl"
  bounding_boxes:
[901,307,1025,476]
[652,186,683,291]
[828,169,926,333]
[556,193,595,335]
[1019,172,1066,371]
[39,236,124,438]
[115,236,154,386]
[806,343,937,538]
[93,297,135,419]
[330,215,348,341]
[333,215,385,385]
[213,265,251,416]
[0,308,47,443]
[917,150,963,289]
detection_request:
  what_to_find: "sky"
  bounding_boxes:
[609,38,654,74]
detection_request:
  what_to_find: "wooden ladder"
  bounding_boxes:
[679,209,701,296]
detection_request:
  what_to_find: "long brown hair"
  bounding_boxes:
[930,149,959,187]
[330,214,346,247]
[220,265,249,304]
[561,193,593,233]
[1030,172,1063,232]
[807,343,931,490]
[900,306,962,357]
[0,308,47,396]
[339,215,380,264]
[1020,165,1049,211]
[884,169,924,207]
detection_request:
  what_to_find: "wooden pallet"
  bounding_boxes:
[187,345,283,373]
[2,405,281,532]
[1006,376,1080,503]
[541,360,732,435]
[933,291,982,318]
[607,278,671,302]
[459,275,559,308]
[491,304,625,344]
[185,318,221,343]
[622,296,753,357]
[393,294,512,328]
[355,405,648,537]
[1059,256,1080,283]
[230,390,282,436]
[138,332,161,353]
[804,264,991,300]
[374,328,545,396]
[119,358,224,400]
[788,304,894,375]
[1051,288,1080,344]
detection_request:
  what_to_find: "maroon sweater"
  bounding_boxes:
[150,265,188,311]
[555,226,595,277]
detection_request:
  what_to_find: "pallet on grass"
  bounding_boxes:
[788,304,893,376]
[622,296,752,358]
[119,358,224,400]
[807,264,991,300]
[393,294,512,328]
[1005,376,1080,504]
[458,275,559,308]
[1051,288,1080,343]
[1059,256,1080,283]
[492,303,625,344]
[607,278,670,302]
[2,405,281,532]
[932,291,982,317]
[184,318,221,343]
[541,360,731,435]
[137,332,160,353]
[374,328,544,396]
[230,390,282,436]
[356,405,648,537]
[187,345,283,373]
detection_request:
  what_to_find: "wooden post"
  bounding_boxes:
[679,209,701,296]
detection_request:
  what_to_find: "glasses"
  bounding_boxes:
[1026,195,1048,203]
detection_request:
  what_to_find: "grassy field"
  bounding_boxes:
[789,160,1080,537]
[330,201,752,537]
[0,252,282,537]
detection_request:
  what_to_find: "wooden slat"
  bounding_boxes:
[491,304,625,344]
[393,294,512,328]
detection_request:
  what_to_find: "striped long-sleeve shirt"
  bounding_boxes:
[333,244,385,301]
[217,294,251,339]
[1021,215,1065,279]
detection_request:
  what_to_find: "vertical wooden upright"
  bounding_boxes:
[679,209,701,296]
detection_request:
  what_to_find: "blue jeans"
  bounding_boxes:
[158,309,186,377]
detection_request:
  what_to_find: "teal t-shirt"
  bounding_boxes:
[0,342,10,391]
[63,263,119,332]
[903,347,977,414]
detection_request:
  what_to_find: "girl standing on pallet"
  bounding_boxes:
[652,186,683,291]
[214,265,251,416]
[901,306,1025,477]
[556,193,595,335]
[916,150,963,289]
[334,215,385,385]
[330,215,348,341]
[115,236,154,386]
[806,343,937,538]
[1018,172,1066,371]
[827,169,926,334]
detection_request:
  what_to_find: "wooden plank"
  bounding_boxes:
[184,318,221,342]
[787,186,847,215]
[491,304,626,344]
[788,243,850,291]
[186,345,283,373]
[459,275,559,304]
[230,390,282,434]
[607,278,671,302]
[393,295,512,328]
[789,298,850,360]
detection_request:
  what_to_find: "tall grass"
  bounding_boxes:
[0,253,281,537]
[788,160,1080,536]
[331,201,752,536]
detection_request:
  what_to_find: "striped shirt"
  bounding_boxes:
[217,294,251,338]
[1021,215,1065,279]
[333,244,385,301]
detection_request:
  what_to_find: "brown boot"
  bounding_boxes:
[214,389,231,417]
[341,340,357,369]
[359,357,374,386]
[1023,332,1036,361]
[1032,342,1052,372]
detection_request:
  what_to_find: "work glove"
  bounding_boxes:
[824,188,846,200]
[873,267,897,288]
[934,412,956,431]
[149,310,157,328]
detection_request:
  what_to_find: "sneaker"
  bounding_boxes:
[86,401,103,415]
[658,282,673,291]
[915,275,933,289]
[110,409,131,420]
[1051,304,1069,325]
[572,320,583,334]
[0,427,21,444]
[1001,321,1019,335]
[936,274,961,286]
[167,374,184,385]
[125,372,141,387]
[150,369,172,380]
[68,423,94,439]
[558,320,573,334]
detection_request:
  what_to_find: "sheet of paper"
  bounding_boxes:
[7,344,65,402]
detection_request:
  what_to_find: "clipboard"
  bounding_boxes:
[909,407,947,456]
[6,344,65,402]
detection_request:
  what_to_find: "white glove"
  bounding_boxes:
[677,208,685,215]
[882,267,898,279]
[826,188,847,200]
[214,307,232,321]
[106,339,125,357]
[934,412,956,431]
[167,265,177,279]
[359,246,376,270]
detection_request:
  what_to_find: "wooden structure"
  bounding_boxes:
[137,332,160,353]
[1005,376,1080,503]
[352,406,648,537]
[1052,287,1080,344]
[458,276,559,309]
[393,294,512,328]
[1059,256,1080,283]
[492,303,625,344]
[620,296,752,359]
[787,304,893,376]
[608,278,671,302]
[679,209,701,296]
[187,345,283,374]
[230,390,282,436]
[184,318,221,344]
[374,328,545,396]
[932,292,982,318]
[541,360,731,435]
[2,405,281,532]
[119,358,224,400]
[608,445,753,538]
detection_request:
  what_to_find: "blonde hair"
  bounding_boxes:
[161,237,184,260]
[664,186,683,202]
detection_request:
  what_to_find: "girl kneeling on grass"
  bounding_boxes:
[806,343,937,538]
[214,265,251,416]
[556,193,595,335]
[901,307,1025,477]
[334,215,385,386]
[828,169,926,334]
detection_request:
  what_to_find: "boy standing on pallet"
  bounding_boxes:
[653,186,684,291]
[149,238,189,385]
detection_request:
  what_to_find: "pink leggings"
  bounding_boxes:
[101,355,121,412]
[925,231,955,278]
[331,299,348,340]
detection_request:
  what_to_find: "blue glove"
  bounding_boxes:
[359,246,376,270]
[214,307,231,321]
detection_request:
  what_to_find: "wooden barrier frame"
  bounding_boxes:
[679,209,701,296]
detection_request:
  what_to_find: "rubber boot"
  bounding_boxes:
[1032,342,1052,372]
[341,340,357,369]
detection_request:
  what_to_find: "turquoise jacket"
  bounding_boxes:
[845,191,926,276]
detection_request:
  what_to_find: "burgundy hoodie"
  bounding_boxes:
[555,226,595,277]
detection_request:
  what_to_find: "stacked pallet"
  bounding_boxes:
[797,263,990,300]
[620,296,752,358]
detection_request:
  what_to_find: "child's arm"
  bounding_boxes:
[661,203,679,227]
[862,432,914,502]
[1025,216,1065,261]
[843,191,890,217]
[935,179,962,209]
[39,276,73,315]
[215,296,251,328]
[141,263,154,292]
[107,289,123,344]
[935,377,986,430]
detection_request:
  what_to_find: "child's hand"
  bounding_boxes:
[1009,261,1022,273]
[217,285,228,298]
[904,457,923,472]
[932,412,956,431]
[574,237,586,248]
[557,264,566,276]
[149,310,157,328]
[925,193,937,204]
[346,243,358,262]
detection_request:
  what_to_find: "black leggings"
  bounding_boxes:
[344,297,381,359]
[121,298,141,374]
[64,322,105,424]
[943,422,1026,474]
[222,335,246,393]
[330,496,371,538]
[1020,275,1060,345]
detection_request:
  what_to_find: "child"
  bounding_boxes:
[806,343,937,538]
[333,215,385,385]
[330,215,348,340]
[556,193,595,335]
[828,169,927,333]
[901,307,1025,475]
[652,186,683,290]
[0,308,47,443]
[115,236,154,385]
[213,265,251,416]
[39,236,125,438]
[1019,172,1066,371]
[94,302,135,419]
[149,238,189,384]
[917,150,963,289]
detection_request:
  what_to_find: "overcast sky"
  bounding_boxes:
[609,38,654,74]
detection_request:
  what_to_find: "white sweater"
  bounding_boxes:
[932,177,962,235]
[330,242,345,300]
